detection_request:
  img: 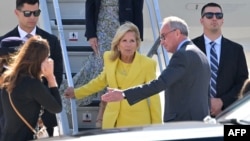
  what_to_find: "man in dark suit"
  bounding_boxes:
[0,0,63,136]
[101,16,211,122]
[192,2,249,117]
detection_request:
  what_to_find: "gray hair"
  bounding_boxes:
[162,16,189,36]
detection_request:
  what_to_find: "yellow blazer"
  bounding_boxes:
[75,51,162,129]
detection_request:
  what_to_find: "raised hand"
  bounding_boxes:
[41,58,57,87]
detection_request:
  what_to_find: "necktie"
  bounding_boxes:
[26,34,33,40]
[210,41,218,98]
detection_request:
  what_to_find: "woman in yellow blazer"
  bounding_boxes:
[64,22,162,129]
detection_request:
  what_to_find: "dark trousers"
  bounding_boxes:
[47,127,54,137]
[42,110,57,137]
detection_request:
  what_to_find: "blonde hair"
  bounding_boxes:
[109,22,141,61]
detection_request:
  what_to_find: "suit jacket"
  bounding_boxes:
[0,26,63,128]
[192,35,249,109]
[85,0,144,40]
[74,51,162,129]
[124,41,211,122]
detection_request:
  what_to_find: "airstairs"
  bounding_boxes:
[39,0,168,136]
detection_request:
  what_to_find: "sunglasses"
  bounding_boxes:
[18,9,41,17]
[202,12,223,19]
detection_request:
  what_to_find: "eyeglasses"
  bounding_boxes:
[202,12,223,19]
[18,9,41,17]
[160,29,176,40]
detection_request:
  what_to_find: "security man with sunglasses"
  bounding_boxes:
[0,0,63,137]
[192,2,249,117]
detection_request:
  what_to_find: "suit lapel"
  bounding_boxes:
[10,27,20,37]
[106,58,119,88]
[217,37,227,75]
[35,26,43,36]
[196,36,207,55]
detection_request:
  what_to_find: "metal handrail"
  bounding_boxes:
[147,37,161,58]
[146,0,170,72]
[52,0,78,135]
